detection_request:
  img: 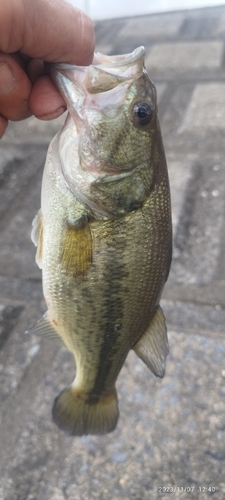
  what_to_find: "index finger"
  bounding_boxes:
[0,0,95,65]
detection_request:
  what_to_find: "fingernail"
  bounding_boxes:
[36,106,66,121]
[0,63,15,94]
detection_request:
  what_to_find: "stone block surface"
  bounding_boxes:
[118,12,185,39]
[179,83,225,131]
[146,41,223,76]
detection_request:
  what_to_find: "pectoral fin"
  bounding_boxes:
[31,209,43,269]
[26,312,66,347]
[60,215,93,279]
[133,305,169,378]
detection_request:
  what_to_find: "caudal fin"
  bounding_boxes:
[52,386,119,436]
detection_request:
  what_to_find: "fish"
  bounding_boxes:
[29,46,172,436]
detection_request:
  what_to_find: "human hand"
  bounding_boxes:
[0,0,95,137]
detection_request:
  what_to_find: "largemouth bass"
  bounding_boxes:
[29,46,172,436]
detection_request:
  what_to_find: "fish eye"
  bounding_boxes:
[132,101,153,126]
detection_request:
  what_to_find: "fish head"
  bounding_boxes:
[48,47,165,216]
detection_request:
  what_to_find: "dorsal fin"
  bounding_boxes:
[133,305,169,378]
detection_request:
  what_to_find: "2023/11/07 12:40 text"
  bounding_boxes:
[158,486,216,493]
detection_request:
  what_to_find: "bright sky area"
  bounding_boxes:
[69,0,225,20]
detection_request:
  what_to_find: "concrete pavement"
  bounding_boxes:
[0,5,225,499]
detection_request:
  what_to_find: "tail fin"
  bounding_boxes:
[52,386,119,436]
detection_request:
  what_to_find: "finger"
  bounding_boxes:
[26,58,45,83]
[0,114,8,138]
[0,0,95,65]
[0,52,32,121]
[29,75,66,119]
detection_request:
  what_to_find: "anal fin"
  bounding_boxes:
[133,305,169,378]
[26,312,66,348]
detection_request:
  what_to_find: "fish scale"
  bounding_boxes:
[29,46,172,436]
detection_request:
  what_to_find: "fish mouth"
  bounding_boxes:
[51,46,145,71]
[92,46,145,68]
[46,46,146,98]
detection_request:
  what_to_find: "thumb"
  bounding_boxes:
[0,52,32,123]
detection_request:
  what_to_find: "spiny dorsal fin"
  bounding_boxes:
[26,312,66,347]
[133,305,169,378]
[31,209,43,269]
